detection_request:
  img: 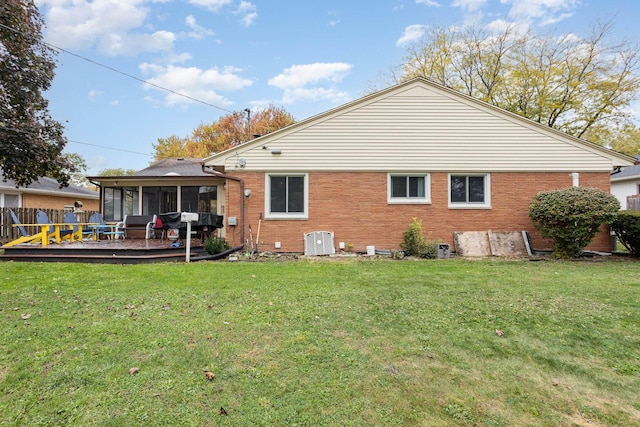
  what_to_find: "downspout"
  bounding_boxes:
[201,164,245,247]
[88,178,103,214]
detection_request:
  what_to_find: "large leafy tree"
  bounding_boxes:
[153,105,296,160]
[0,0,74,187]
[398,22,640,154]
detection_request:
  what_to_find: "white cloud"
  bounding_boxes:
[140,63,253,106]
[38,0,176,56]
[505,0,580,26]
[236,1,257,27]
[416,0,440,6]
[187,0,232,11]
[88,89,103,101]
[269,63,352,89]
[185,15,215,40]
[452,0,487,13]
[327,10,340,26]
[278,87,351,105]
[99,30,176,56]
[268,62,352,104]
[397,24,427,46]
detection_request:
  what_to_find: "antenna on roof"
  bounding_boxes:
[244,108,251,142]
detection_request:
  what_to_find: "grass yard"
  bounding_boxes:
[1,258,639,426]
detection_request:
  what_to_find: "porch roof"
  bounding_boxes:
[87,158,224,183]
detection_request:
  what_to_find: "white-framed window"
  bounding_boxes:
[265,173,308,219]
[0,192,21,208]
[448,173,491,209]
[388,173,431,204]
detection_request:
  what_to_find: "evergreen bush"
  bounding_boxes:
[528,187,620,258]
[204,237,229,255]
[610,210,640,256]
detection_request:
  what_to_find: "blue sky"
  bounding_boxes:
[35,0,640,175]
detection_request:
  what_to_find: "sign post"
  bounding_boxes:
[180,212,199,262]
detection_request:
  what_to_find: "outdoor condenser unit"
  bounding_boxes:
[304,231,336,256]
[438,243,451,259]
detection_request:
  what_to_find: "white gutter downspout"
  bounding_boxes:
[571,172,580,187]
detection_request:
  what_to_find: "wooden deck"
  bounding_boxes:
[0,238,217,264]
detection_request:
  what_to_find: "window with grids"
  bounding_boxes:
[388,174,430,203]
[266,174,307,218]
[449,174,491,208]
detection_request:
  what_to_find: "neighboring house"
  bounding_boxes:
[611,160,640,210]
[202,77,635,254]
[0,168,99,211]
[86,157,227,236]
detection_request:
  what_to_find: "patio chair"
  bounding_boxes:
[37,210,73,240]
[3,209,55,247]
[151,216,165,240]
[88,212,123,240]
[9,209,29,238]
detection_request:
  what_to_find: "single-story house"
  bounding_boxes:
[0,168,99,211]
[202,77,635,254]
[611,159,640,210]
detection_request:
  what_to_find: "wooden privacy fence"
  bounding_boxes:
[0,208,99,244]
[628,195,640,210]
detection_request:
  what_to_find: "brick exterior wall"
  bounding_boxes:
[21,194,99,211]
[223,171,613,254]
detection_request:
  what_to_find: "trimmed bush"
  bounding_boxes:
[204,237,229,255]
[611,210,640,256]
[401,218,438,258]
[528,187,620,258]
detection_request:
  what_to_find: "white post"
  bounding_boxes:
[180,212,199,263]
[185,221,192,263]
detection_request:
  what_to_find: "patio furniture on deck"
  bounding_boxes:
[37,211,74,241]
[158,212,223,242]
[2,210,48,248]
[118,215,156,239]
[89,213,123,240]
[9,209,29,238]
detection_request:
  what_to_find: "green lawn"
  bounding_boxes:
[1,259,639,426]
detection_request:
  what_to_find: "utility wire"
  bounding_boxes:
[1,21,242,157]
[1,124,153,157]
[0,22,235,113]
[68,139,154,157]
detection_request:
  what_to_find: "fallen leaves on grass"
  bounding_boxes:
[20,314,31,320]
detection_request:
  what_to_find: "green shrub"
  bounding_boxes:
[528,187,620,258]
[611,210,640,256]
[204,237,230,255]
[401,218,438,258]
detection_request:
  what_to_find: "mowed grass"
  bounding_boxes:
[1,258,639,426]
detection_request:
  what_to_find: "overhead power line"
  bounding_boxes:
[0,22,235,113]
[68,139,154,157]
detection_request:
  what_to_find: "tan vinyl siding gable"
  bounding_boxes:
[210,79,634,172]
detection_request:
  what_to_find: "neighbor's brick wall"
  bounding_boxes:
[223,171,613,254]
[22,194,100,211]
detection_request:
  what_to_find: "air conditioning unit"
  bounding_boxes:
[304,231,336,256]
[438,243,451,259]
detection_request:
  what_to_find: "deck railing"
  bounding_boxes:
[0,207,99,244]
